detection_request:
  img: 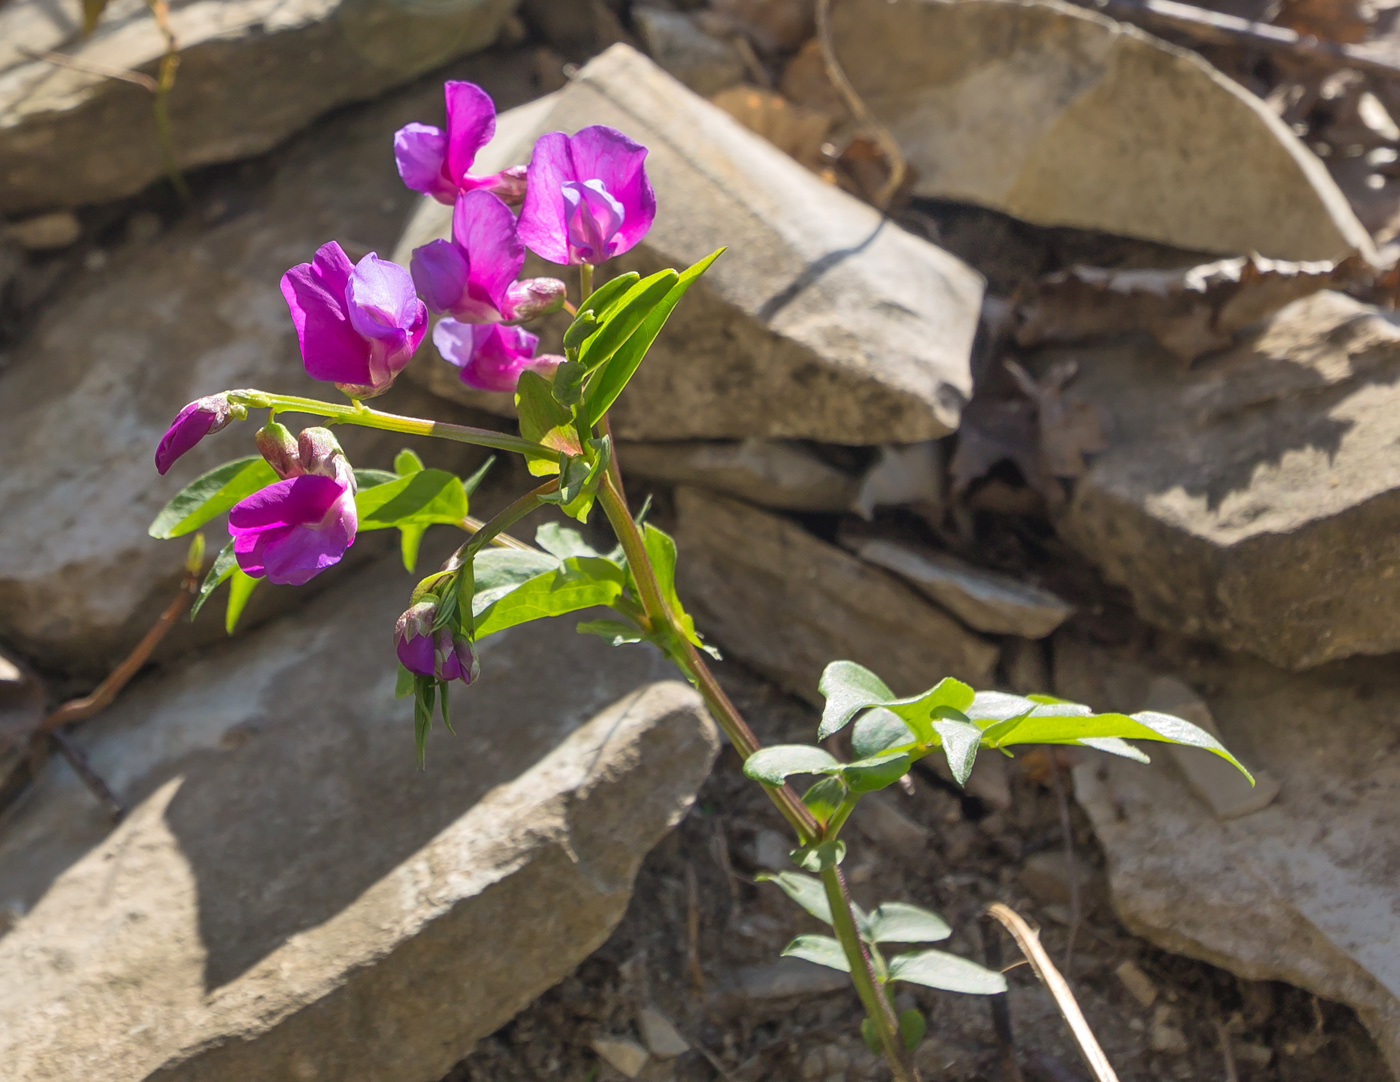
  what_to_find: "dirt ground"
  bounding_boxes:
[441,651,1387,1082]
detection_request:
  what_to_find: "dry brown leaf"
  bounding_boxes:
[710,85,834,170]
[1015,254,1367,363]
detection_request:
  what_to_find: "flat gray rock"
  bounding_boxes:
[848,536,1072,638]
[1057,290,1400,670]
[395,44,985,445]
[672,487,998,705]
[1059,636,1400,1079]
[0,556,716,1082]
[0,62,535,673]
[828,0,1374,262]
[0,0,516,213]
[620,439,858,512]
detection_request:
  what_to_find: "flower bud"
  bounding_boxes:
[395,602,438,676]
[154,393,246,475]
[434,628,480,685]
[297,427,349,483]
[256,421,302,478]
[486,164,529,205]
[502,277,568,323]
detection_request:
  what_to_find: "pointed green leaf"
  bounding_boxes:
[356,468,468,530]
[888,949,1007,994]
[818,661,897,739]
[460,455,495,498]
[781,934,851,973]
[794,839,846,872]
[841,750,913,794]
[966,690,1037,727]
[743,745,841,785]
[394,448,425,475]
[399,523,427,573]
[899,1009,927,1051]
[932,719,983,785]
[802,776,848,825]
[1078,736,1151,763]
[864,903,951,945]
[190,539,237,618]
[757,871,833,925]
[472,556,627,638]
[395,664,415,699]
[851,708,917,758]
[515,370,582,476]
[576,618,648,646]
[224,567,260,634]
[577,268,678,371]
[149,456,278,539]
[537,523,604,560]
[578,271,641,320]
[354,468,399,489]
[642,522,702,647]
[586,249,724,424]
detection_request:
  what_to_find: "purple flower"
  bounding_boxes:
[280,242,428,398]
[155,393,244,475]
[395,602,479,684]
[433,320,563,393]
[517,127,656,265]
[228,433,357,586]
[393,81,529,205]
[410,190,565,324]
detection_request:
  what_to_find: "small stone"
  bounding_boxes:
[1114,959,1159,1008]
[735,957,851,1000]
[6,211,80,251]
[592,1037,651,1079]
[673,487,998,707]
[1150,1006,1190,1055]
[620,439,858,512]
[849,537,1073,638]
[638,1007,690,1058]
[634,7,745,98]
[1142,676,1280,820]
[851,443,943,521]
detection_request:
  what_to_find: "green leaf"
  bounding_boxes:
[354,468,399,489]
[932,719,983,785]
[757,871,833,925]
[394,448,425,475]
[515,370,582,476]
[642,522,702,647]
[586,249,724,424]
[576,268,679,371]
[888,950,1007,995]
[802,776,848,825]
[473,556,627,638]
[864,903,951,945]
[966,690,1037,726]
[851,708,918,758]
[472,548,561,597]
[395,664,415,699]
[818,661,896,739]
[781,934,850,973]
[190,539,237,618]
[149,456,278,539]
[224,567,260,634]
[1078,736,1151,763]
[562,311,600,351]
[356,468,468,530]
[460,455,495,498]
[860,1018,882,1056]
[578,271,641,320]
[576,618,647,646]
[743,745,841,785]
[399,524,427,573]
[794,839,846,872]
[899,1009,927,1051]
[841,750,913,794]
[551,359,588,406]
[536,523,604,560]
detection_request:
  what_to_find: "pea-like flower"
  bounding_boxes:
[394,81,527,205]
[227,428,358,585]
[154,393,245,475]
[432,320,562,393]
[517,126,656,265]
[395,602,479,684]
[280,242,428,399]
[410,190,566,324]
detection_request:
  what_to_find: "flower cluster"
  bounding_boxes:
[154,80,655,593]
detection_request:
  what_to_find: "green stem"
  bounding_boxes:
[580,263,594,303]
[452,481,557,568]
[228,391,551,461]
[821,864,919,1082]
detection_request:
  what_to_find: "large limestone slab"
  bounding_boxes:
[1057,291,1400,670]
[672,487,998,705]
[0,555,716,1082]
[0,0,516,213]
[395,44,984,445]
[1058,637,1400,1077]
[0,61,534,673]
[827,0,1374,262]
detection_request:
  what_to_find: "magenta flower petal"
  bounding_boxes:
[228,474,357,586]
[155,394,240,475]
[517,131,574,264]
[393,122,455,204]
[281,242,373,386]
[452,189,525,315]
[444,81,497,188]
[433,320,541,393]
[410,239,472,315]
[346,253,422,342]
[565,125,654,256]
[562,179,625,264]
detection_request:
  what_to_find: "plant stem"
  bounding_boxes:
[580,263,594,302]
[821,864,919,1082]
[229,391,552,461]
[452,481,557,568]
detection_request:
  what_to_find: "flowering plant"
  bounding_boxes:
[149,82,1251,1081]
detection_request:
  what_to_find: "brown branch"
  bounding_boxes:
[1081,0,1400,80]
[815,0,908,211]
